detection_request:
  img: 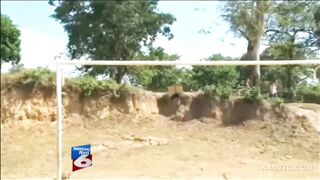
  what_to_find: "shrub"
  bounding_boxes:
[202,84,232,99]
[296,84,320,104]
[270,97,284,108]
[244,87,265,103]
[1,67,55,90]
[67,76,141,97]
[68,76,119,96]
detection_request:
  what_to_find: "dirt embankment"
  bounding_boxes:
[1,86,319,133]
[2,87,319,179]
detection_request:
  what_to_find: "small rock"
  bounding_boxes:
[62,172,70,179]
[239,160,247,165]
[222,173,228,180]
[285,155,292,159]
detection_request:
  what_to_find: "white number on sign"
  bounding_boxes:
[74,155,92,168]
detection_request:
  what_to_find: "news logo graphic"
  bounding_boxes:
[71,144,92,172]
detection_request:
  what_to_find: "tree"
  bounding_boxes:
[260,44,314,97]
[129,47,184,91]
[1,15,21,65]
[314,6,320,50]
[265,1,319,56]
[221,1,272,85]
[261,1,320,99]
[50,0,176,83]
[191,54,240,89]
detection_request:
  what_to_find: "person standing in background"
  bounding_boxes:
[246,78,251,89]
[270,82,278,98]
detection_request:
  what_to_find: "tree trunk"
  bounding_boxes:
[242,1,267,87]
[246,40,260,86]
[286,67,292,91]
[115,66,127,84]
[286,43,295,101]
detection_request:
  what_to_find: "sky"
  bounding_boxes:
[1,1,267,75]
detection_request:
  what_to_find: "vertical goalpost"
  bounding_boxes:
[55,59,320,180]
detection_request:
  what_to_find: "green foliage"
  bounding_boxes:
[68,76,119,96]
[132,53,241,92]
[220,1,271,43]
[1,15,21,65]
[260,2,319,95]
[130,47,184,91]
[202,84,232,99]
[133,68,192,92]
[67,76,140,97]
[296,84,320,104]
[220,0,271,85]
[50,1,176,83]
[265,1,319,53]
[191,54,240,89]
[270,98,284,109]
[115,84,140,98]
[261,44,315,94]
[1,67,55,90]
[1,67,139,98]
[8,63,25,73]
[244,87,265,103]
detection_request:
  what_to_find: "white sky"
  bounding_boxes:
[1,1,267,76]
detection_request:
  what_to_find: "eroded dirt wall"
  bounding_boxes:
[1,87,289,126]
[1,87,159,123]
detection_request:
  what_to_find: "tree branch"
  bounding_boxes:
[235,27,250,40]
[264,29,282,34]
[297,76,310,85]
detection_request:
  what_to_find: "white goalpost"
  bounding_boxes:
[55,59,320,180]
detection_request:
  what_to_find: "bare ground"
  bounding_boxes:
[1,108,320,180]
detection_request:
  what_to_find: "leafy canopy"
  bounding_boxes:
[130,47,182,91]
[1,15,21,65]
[50,0,176,83]
[192,54,240,89]
[265,1,320,54]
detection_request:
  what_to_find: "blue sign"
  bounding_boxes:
[71,144,91,160]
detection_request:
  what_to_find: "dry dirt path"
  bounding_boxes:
[1,110,320,179]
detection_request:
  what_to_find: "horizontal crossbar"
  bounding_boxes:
[58,60,320,66]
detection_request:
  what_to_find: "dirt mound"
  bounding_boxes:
[2,87,319,136]
[2,85,320,179]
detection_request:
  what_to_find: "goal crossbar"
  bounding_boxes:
[55,59,320,180]
[58,59,320,66]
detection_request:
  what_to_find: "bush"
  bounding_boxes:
[296,84,320,104]
[68,76,119,96]
[1,67,55,90]
[270,97,284,108]
[202,84,232,99]
[244,87,265,103]
[1,68,141,97]
[68,76,141,97]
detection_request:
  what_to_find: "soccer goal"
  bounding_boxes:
[55,59,320,180]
